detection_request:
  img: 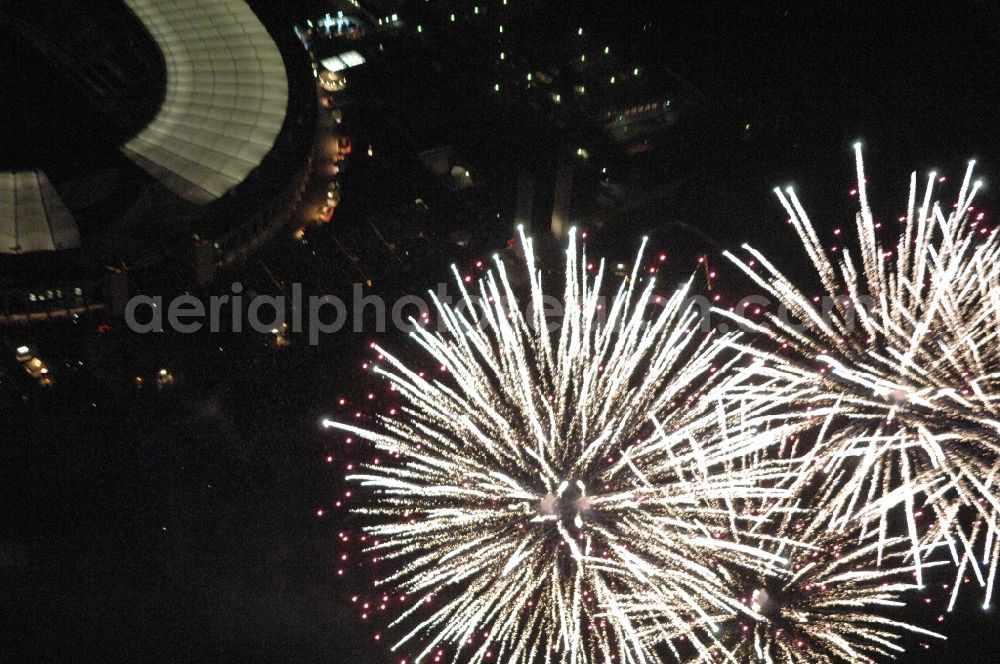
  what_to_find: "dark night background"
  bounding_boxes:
[3,1,1000,662]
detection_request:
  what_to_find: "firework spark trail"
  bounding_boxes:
[720,144,1000,605]
[326,227,804,663]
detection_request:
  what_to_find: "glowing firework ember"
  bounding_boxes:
[722,144,1000,607]
[326,228,802,663]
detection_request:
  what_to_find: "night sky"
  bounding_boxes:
[4,1,1000,662]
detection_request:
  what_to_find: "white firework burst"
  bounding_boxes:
[721,143,1000,606]
[615,505,944,664]
[618,448,947,664]
[326,228,802,663]
[708,519,942,663]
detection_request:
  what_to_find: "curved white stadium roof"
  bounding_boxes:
[0,171,81,255]
[121,0,289,205]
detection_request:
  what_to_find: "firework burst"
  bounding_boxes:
[721,144,1000,605]
[326,228,802,663]
[706,520,942,663]
[614,504,944,664]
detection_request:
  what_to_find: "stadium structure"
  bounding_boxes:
[0,0,317,323]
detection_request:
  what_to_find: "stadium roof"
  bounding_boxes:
[0,171,81,255]
[121,0,289,205]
